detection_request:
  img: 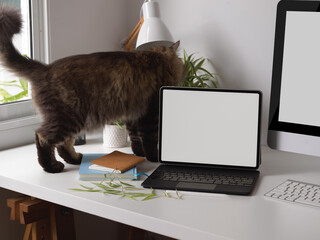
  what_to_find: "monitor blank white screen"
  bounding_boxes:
[279,11,320,127]
[160,89,260,167]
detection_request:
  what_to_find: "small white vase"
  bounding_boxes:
[103,125,128,148]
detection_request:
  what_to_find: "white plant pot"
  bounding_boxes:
[103,125,128,148]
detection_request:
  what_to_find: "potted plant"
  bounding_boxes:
[103,120,128,148]
[181,50,218,88]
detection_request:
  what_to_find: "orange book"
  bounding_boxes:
[89,151,145,173]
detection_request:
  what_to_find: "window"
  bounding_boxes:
[0,0,49,150]
[0,0,31,105]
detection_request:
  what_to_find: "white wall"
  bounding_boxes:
[128,0,280,144]
[48,0,128,61]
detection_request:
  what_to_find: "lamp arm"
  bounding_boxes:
[123,16,144,51]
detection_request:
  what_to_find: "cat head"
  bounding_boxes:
[149,41,180,57]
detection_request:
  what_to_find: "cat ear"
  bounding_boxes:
[170,41,180,51]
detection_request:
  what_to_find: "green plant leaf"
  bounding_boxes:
[0,88,12,99]
[181,50,218,88]
[107,182,122,188]
[142,194,158,201]
[1,90,28,103]
[0,83,23,89]
[119,181,135,187]
[114,120,124,129]
[175,189,182,199]
[70,188,102,192]
[19,79,28,91]
[123,194,137,201]
[195,58,206,70]
[0,80,18,84]
[80,184,94,190]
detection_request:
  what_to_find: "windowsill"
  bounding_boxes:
[0,115,42,150]
[0,114,41,131]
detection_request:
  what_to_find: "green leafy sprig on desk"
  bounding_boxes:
[71,175,182,201]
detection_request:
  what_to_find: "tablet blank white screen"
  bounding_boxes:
[160,90,259,167]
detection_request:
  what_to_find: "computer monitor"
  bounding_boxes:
[268,0,320,156]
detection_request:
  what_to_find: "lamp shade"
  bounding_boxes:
[136,1,174,50]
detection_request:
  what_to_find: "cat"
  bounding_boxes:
[0,6,185,173]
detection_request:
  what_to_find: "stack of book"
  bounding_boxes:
[78,151,145,181]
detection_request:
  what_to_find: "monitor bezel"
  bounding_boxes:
[268,0,320,138]
[158,86,262,170]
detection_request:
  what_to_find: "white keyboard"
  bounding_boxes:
[265,179,320,208]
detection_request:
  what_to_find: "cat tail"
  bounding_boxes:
[0,5,47,82]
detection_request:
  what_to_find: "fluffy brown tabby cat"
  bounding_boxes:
[0,6,185,173]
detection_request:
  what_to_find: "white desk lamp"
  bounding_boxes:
[124,0,174,51]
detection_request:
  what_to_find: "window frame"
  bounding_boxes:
[0,0,49,150]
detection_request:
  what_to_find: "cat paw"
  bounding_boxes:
[43,161,65,173]
[131,143,145,157]
[57,146,82,165]
[65,153,82,165]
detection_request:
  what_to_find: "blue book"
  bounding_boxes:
[79,153,137,181]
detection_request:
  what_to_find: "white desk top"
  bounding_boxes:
[1,137,320,240]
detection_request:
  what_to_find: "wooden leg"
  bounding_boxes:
[53,205,76,240]
[7,196,31,221]
[7,196,75,240]
[50,206,58,240]
[19,199,50,225]
[31,218,51,240]
[23,224,32,240]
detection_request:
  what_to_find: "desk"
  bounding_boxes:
[0,137,320,240]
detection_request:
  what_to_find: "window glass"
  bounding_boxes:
[0,0,43,150]
[0,0,31,105]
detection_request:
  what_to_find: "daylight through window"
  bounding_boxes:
[0,1,31,104]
